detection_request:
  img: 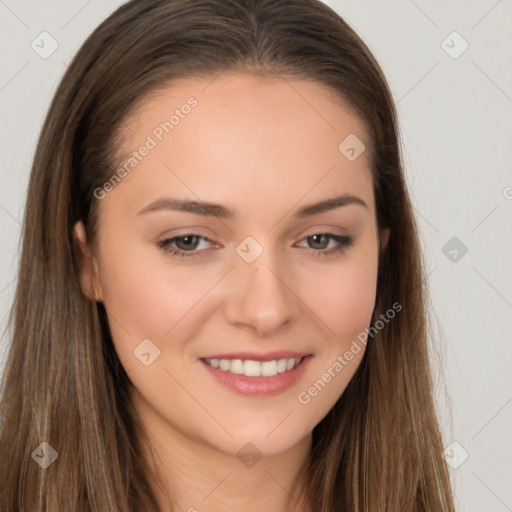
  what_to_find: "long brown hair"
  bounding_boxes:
[0,0,455,510]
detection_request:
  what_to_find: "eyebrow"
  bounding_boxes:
[137,194,368,219]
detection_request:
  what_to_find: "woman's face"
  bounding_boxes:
[75,72,387,459]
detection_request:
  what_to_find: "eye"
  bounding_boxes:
[296,233,354,258]
[157,234,214,259]
[157,232,354,260]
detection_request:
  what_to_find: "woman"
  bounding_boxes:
[0,0,455,510]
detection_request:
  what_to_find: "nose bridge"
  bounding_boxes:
[226,239,301,335]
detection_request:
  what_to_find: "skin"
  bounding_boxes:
[74,71,389,512]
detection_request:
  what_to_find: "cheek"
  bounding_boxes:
[95,240,205,372]
[293,256,378,422]
[334,264,377,338]
[301,251,378,345]
[99,260,173,334]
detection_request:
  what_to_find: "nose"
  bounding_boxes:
[225,251,301,337]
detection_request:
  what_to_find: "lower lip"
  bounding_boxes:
[200,356,313,397]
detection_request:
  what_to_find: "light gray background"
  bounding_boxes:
[1,1,511,510]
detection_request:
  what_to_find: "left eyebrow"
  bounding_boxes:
[136,194,368,219]
[294,194,368,217]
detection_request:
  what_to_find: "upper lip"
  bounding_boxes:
[201,351,311,362]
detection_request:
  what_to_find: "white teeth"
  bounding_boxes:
[276,358,287,373]
[261,360,277,377]
[230,359,244,374]
[244,360,262,377]
[204,357,303,377]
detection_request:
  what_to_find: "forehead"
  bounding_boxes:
[123,71,370,153]
[105,71,375,222]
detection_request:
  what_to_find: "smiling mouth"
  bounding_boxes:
[202,356,306,377]
[200,355,313,397]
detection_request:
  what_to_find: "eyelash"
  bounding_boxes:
[157,233,354,260]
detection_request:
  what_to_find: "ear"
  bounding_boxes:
[73,221,104,302]
[380,227,390,252]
